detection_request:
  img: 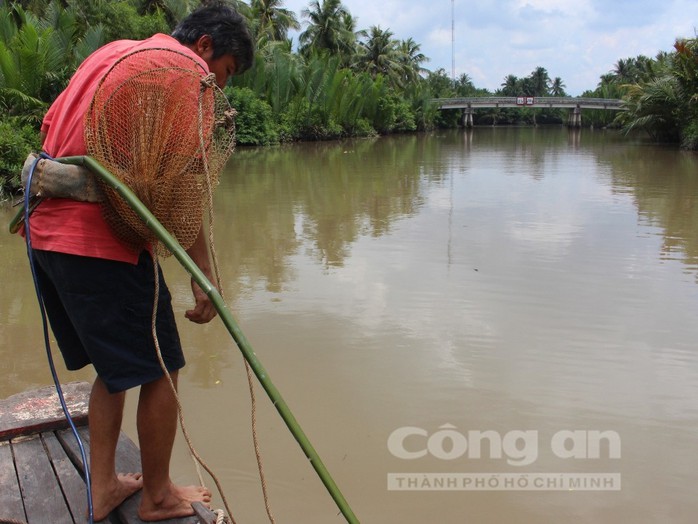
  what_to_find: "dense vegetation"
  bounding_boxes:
[582,43,698,150]
[1,0,697,197]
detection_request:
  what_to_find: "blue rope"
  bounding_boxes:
[23,153,94,524]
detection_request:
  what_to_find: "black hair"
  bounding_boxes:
[171,4,254,74]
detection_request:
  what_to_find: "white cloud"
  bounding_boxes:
[427,27,451,47]
[281,0,698,94]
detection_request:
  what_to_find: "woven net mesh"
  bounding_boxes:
[84,47,236,256]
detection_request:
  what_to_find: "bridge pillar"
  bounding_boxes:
[568,106,582,128]
[461,106,474,128]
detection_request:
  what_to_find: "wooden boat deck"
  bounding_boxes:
[0,382,215,524]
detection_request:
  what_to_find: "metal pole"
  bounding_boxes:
[451,0,455,82]
[57,155,360,524]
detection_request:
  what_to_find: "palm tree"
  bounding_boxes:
[529,66,550,96]
[611,56,662,85]
[355,26,403,86]
[454,73,474,95]
[619,75,683,142]
[550,77,566,96]
[611,58,634,84]
[500,74,519,95]
[672,38,698,103]
[340,9,364,41]
[251,0,300,43]
[427,68,457,98]
[299,0,355,60]
[397,37,428,85]
[634,55,660,82]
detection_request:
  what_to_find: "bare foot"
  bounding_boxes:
[92,472,143,521]
[138,483,212,522]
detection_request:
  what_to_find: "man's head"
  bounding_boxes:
[172,5,254,87]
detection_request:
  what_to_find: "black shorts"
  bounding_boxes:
[32,249,185,393]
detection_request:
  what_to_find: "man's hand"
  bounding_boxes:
[185,224,218,324]
[185,278,218,324]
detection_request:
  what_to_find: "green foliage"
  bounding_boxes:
[425,68,455,98]
[56,0,171,42]
[225,86,279,145]
[279,96,343,141]
[453,73,476,96]
[331,70,375,132]
[499,67,554,97]
[374,91,416,134]
[681,119,698,150]
[0,1,106,124]
[673,38,698,149]
[620,75,683,142]
[354,26,403,88]
[237,45,415,140]
[0,6,64,122]
[581,81,624,128]
[139,0,200,27]
[0,116,40,198]
[6,0,696,153]
[348,117,376,137]
[609,55,667,85]
[96,2,171,42]
[424,68,459,129]
[597,38,698,147]
[299,0,356,65]
[250,0,300,43]
[405,80,438,131]
[550,77,566,96]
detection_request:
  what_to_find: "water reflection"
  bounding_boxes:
[2,128,698,523]
[597,144,698,275]
[215,135,430,284]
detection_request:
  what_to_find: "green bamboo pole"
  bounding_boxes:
[56,155,360,524]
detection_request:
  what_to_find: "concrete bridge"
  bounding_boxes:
[431,96,625,127]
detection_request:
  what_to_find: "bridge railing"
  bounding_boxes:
[431,96,625,110]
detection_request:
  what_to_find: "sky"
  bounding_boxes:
[281,0,698,96]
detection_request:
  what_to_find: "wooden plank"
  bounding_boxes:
[0,440,26,523]
[55,425,90,474]
[0,382,90,441]
[53,428,120,524]
[12,434,73,524]
[43,432,88,522]
[57,428,200,524]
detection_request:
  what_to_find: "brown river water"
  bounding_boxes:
[2,127,698,523]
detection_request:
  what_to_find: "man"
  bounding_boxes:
[25,5,253,521]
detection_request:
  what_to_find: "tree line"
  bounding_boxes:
[1,0,697,197]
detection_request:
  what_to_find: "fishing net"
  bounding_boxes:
[84,47,236,256]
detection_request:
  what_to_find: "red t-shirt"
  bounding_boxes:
[29,34,208,264]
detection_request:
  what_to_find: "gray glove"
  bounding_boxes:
[22,153,105,202]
